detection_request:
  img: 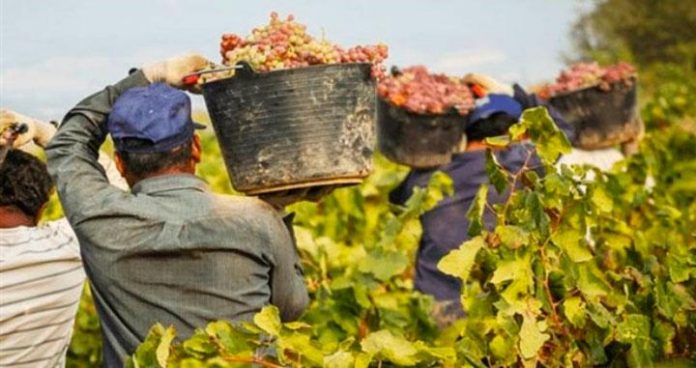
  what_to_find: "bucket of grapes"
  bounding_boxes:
[541,62,641,149]
[193,13,387,195]
[377,66,473,168]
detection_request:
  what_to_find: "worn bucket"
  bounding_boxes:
[549,78,641,149]
[377,99,466,168]
[202,62,376,195]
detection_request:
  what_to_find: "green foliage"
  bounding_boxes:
[123,157,459,367]
[123,106,695,367]
[570,0,696,74]
[60,70,694,368]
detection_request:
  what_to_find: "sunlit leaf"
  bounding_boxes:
[438,236,484,282]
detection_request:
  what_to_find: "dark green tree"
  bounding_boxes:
[571,0,696,71]
[571,0,696,129]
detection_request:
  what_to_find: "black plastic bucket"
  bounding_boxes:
[549,78,641,149]
[377,99,466,168]
[202,62,376,194]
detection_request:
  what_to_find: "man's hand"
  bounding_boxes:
[0,109,56,148]
[142,53,214,93]
[462,73,514,96]
[259,185,339,210]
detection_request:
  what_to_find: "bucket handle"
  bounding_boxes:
[182,62,256,86]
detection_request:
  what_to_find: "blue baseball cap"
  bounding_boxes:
[469,94,523,124]
[107,83,205,153]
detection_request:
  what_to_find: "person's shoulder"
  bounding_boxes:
[44,218,81,256]
[213,194,279,215]
[212,194,291,243]
[212,194,286,228]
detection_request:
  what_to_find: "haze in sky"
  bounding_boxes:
[1,0,591,119]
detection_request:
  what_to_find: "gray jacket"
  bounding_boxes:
[46,71,309,367]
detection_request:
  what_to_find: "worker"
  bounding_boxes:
[43,54,309,366]
[0,110,126,367]
[390,75,571,325]
[465,75,642,176]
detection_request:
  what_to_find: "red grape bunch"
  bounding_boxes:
[539,62,637,98]
[377,66,475,115]
[198,12,388,83]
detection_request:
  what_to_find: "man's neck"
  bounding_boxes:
[0,206,36,228]
[127,167,195,188]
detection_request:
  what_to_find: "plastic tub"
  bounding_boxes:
[202,62,376,194]
[549,78,641,149]
[377,98,466,168]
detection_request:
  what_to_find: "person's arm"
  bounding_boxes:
[1,109,130,191]
[46,71,150,223]
[46,54,212,223]
[268,212,310,321]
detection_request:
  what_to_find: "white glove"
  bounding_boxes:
[462,73,514,96]
[142,53,214,92]
[0,109,56,148]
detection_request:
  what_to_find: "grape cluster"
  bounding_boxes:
[539,62,636,98]
[202,12,387,83]
[377,66,474,115]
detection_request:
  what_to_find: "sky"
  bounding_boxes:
[0,0,592,120]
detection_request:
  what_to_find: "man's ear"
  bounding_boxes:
[191,133,202,164]
[114,152,127,177]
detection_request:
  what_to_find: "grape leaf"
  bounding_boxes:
[130,324,171,368]
[423,171,455,211]
[182,330,217,355]
[205,321,253,354]
[490,334,516,363]
[324,350,354,368]
[617,314,654,367]
[467,185,489,236]
[491,255,531,285]
[551,227,593,262]
[513,107,571,165]
[486,150,509,194]
[525,192,550,237]
[519,314,550,359]
[495,225,529,249]
[278,332,325,366]
[484,135,511,148]
[155,325,176,367]
[358,250,409,281]
[437,236,484,281]
[361,330,419,366]
[253,305,282,336]
[562,297,586,328]
[590,186,613,213]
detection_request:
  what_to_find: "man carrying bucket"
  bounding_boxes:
[467,75,642,177]
[45,54,309,366]
[389,78,570,325]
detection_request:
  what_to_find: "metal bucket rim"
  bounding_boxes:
[201,62,373,87]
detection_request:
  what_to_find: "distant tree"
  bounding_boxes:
[569,0,696,129]
[570,0,696,72]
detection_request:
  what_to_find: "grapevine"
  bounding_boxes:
[198,12,388,83]
[538,61,637,98]
[378,65,475,115]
